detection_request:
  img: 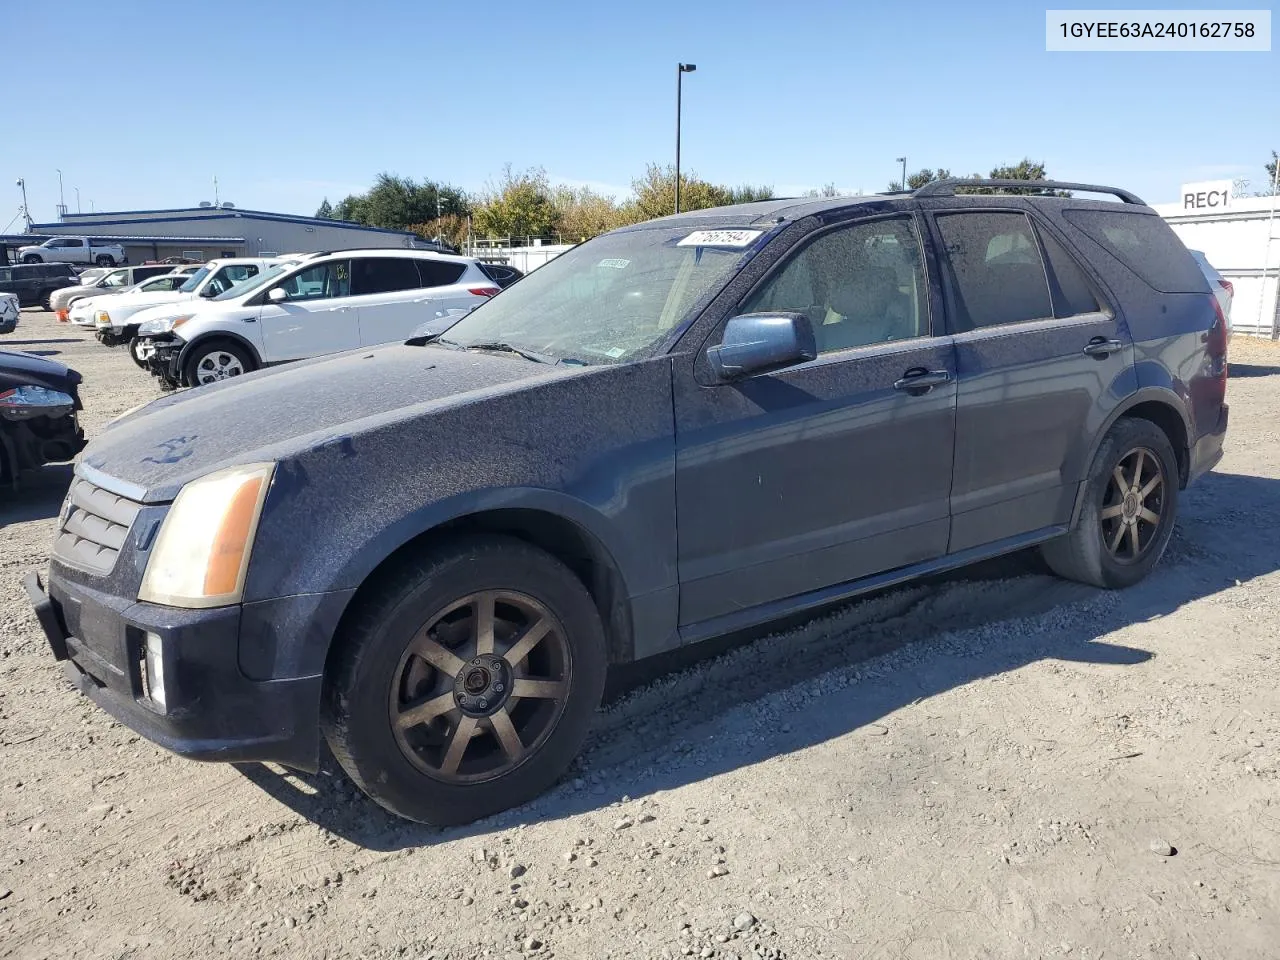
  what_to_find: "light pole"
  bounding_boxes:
[75,187,81,213]
[675,62,697,214]
[16,178,31,229]
[56,168,64,215]
[896,157,907,192]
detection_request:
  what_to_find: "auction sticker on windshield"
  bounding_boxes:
[677,229,764,248]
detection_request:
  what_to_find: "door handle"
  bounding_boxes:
[1083,337,1124,358]
[893,368,952,394]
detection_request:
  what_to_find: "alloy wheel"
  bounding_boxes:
[1099,446,1165,563]
[388,590,572,784]
[194,351,244,384]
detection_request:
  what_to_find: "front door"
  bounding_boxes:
[927,208,1135,551]
[259,258,361,362]
[673,213,958,627]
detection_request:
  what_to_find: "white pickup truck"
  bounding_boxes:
[17,236,127,267]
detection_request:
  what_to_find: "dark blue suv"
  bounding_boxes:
[28,179,1229,824]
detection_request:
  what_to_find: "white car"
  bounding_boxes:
[0,292,19,334]
[67,272,201,327]
[17,236,127,267]
[81,258,285,346]
[1189,249,1233,331]
[135,249,499,387]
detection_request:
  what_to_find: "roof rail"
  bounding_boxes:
[913,178,1145,205]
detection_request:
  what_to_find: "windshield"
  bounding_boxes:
[179,266,211,293]
[439,225,764,364]
[212,261,296,301]
[100,269,132,288]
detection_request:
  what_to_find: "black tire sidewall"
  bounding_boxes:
[95,256,114,267]
[1078,419,1179,588]
[183,339,253,387]
[129,337,148,368]
[324,540,607,825]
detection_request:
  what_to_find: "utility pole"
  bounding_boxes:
[75,187,81,213]
[675,63,697,214]
[15,178,31,230]
[56,168,65,218]
[1262,154,1279,339]
[896,156,907,192]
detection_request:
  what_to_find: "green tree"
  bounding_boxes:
[888,168,954,192]
[315,198,334,219]
[1261,150,1279,195]
[327,174,469,229]
[472,166,560,239]
[627,163,736,220]
[727,183,776,204]
[966,159,1070,196]
[550,185,628,241]
[803,182,845,198]
[332,193,366,223]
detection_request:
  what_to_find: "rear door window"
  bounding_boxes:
[934,212,1053,330]
[1035,228,1101,318]
[351,257,423,295]
[416,259,466,288]
[1061,209,1207,293]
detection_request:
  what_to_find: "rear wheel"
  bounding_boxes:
[182,339,255,387]
[322,535,607,825]
[1042,417,1179,589]
[94,255,116,267]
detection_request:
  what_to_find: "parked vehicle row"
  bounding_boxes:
[51,264,201,317]
[135,249,499,387]
[25,179,1229,826]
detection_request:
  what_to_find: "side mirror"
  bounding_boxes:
[706,312,817,381]
[267,287,288,303]
[199,286,218,298]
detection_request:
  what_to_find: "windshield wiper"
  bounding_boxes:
[462,341,555,364]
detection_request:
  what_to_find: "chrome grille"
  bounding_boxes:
[52,477,142,575]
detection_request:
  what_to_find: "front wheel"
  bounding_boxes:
[129,337,148,368]
[182,339,256,387]
[322,535,607,825]
[21,254,40,264]
[94,255,116,267]
[1042,417,1179,589]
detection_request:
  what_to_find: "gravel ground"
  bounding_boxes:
[3,309,1280,960]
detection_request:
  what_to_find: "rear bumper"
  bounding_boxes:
[1189,403,1228,485]
[26,571,324,771]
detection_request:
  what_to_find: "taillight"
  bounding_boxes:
[468,286,500,298]
[1208,293,1229,381]
[1219,278,1233,300]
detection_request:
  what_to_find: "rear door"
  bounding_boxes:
[926,207,1133,551]
[258,258,360,361]
[349,256,433,346]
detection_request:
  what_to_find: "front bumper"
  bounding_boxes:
[25,570,323,770]
[140,334,184,386]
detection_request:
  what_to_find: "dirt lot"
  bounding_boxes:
[2,309,1280,960]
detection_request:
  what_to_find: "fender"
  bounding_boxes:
[1068,384,1193,527]
[318,485,635,602]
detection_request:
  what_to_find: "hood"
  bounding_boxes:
[0,349,82,394]
[84,343,576,502]
[102,290,193,309]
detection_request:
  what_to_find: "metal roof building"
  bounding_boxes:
[28,205,436,264]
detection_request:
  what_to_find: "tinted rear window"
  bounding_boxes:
[1062,209,1207,294]
[416,259,466,287]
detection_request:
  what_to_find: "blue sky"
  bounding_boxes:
[3,0,1275,225]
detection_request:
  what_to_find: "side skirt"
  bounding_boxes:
[676,525,1068,647]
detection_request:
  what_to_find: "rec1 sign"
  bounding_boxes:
[1181,180,1233,211]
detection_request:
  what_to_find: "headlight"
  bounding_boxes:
[137,314,192,336]
[95,310,111,326]
[138,463,275,608]
[0,386,74,418]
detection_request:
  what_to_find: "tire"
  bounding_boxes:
[41,292,54,312]
[181,338,256,387]
[21,254,40,264]
[322,535,607,825]
[1041,417,1179,589]
[129,337,148,368]
[94,255,116,267]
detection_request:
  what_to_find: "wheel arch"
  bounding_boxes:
[320,499,637,678]
[176,330,263,374]
[1069,387,1192,526]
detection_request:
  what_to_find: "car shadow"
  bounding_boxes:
[0,463,74,523]
[1,339,82,347]
[239,469,1280,851]
[1229,362,1280,379]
